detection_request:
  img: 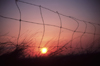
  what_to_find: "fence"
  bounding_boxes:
[0,0,100,56]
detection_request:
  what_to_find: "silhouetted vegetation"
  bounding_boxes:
[0,41,100,66]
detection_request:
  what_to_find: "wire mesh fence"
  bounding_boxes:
[0,0,100,57]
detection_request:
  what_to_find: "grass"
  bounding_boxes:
[0,41,100,66]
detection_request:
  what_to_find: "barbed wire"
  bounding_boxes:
[0,0,100,56]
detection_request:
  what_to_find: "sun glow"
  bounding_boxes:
[41,48,47,54]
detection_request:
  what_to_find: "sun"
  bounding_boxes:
[41,47,48,54]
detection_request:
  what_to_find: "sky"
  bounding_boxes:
[0,0,100,56]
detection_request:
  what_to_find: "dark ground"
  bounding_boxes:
[0,52,100,66]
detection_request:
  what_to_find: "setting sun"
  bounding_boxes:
[41,48,48,54]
